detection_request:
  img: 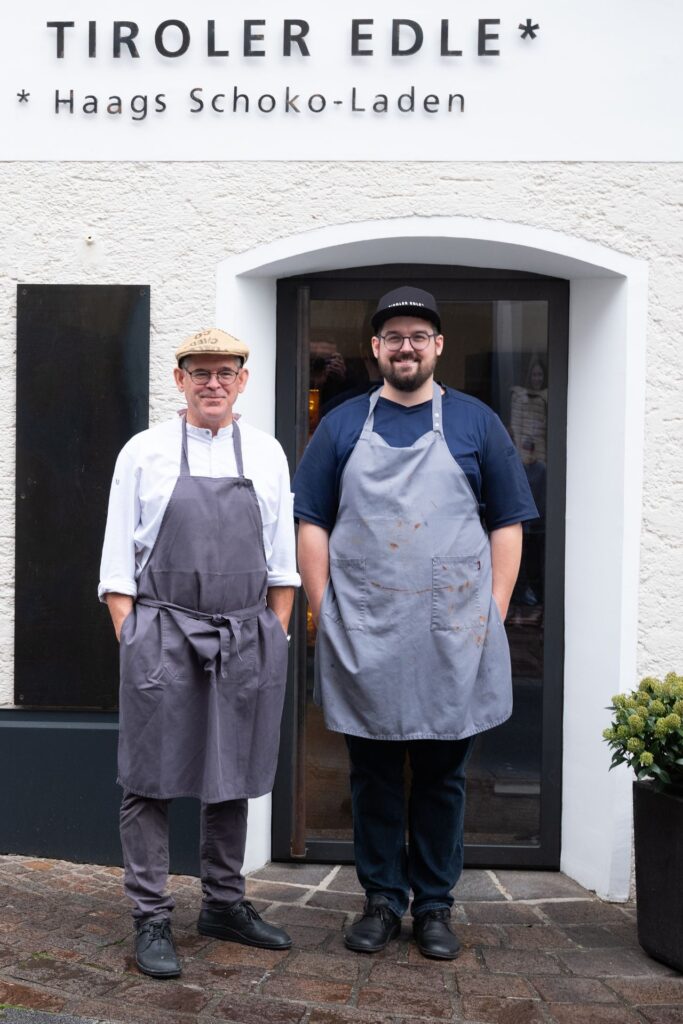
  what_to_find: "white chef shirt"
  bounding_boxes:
[98,414,300,601]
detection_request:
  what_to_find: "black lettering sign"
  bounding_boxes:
[88,21,97,58]
[131,95,148,120]
[258,93,276,112]
[113,22,140,59]
[284,20,310,57]
[351,19,373,56]
[233,87,249,112]
[212,93,225,112]
[189,87,204,112]
[285,87,300,112]
[351,87,365,111]
[448,93,465,112]
[397,86,415,111]
[155,20,190,58]
[478,19,500,56]
[440,20,462,57]
[208,20,229,57]
[54,88,74,112]
[392,20,423,57]
[245,20,266,57]
[47,22,75,59]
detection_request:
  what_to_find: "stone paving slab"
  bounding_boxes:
[0,855,680,1024]
[0,1013,103,1024]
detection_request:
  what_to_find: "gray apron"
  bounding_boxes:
[118,416,289,802]
[314,383,511,740]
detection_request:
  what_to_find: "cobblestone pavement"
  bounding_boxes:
[0,855,680,1024]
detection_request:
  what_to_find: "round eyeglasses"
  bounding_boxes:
[184,368,240,385]
[378,331,437,352]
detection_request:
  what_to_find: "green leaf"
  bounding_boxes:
[651,764,672,785]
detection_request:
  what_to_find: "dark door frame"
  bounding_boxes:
[273,264,568,869]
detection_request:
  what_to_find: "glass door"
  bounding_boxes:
[274,266,568,868]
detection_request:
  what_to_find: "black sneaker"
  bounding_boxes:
[197,900,292,950]
[134,918,181,978]
[344,895,402,953]
[413,908,460,960]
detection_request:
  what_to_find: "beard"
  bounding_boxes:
[377,350,438,392]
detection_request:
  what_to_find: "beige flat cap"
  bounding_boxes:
[175,328,249,364]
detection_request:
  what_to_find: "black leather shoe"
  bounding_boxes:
[344,895,402,953]
[134,918,181,978]
[197,900,292,950]
[413,909,461,960]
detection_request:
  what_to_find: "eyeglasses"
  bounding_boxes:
[378,332,437,352]
[184,368,240,384]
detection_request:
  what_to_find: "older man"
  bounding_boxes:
[294,288,537,960]
[99,329,299,978]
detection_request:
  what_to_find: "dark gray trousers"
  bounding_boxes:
[119,790,248,922]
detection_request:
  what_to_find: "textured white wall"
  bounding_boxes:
[0,160,681,708]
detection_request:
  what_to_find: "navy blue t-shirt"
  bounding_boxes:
[292,385,538,532]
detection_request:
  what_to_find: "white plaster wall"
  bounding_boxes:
[1,162,681,873]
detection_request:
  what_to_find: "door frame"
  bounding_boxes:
[272,263,568,868]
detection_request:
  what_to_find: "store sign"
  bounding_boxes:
[2,0,681,160]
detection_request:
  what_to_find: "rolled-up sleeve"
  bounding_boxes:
[263,450,301,589]
[98,447,139,602]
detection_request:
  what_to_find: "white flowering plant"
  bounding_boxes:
[603,672,683,789]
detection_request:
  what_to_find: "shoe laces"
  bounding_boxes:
[140,919,171,946]
[421,909,452,924]
[366,899,396,923]
[233,900,261,922]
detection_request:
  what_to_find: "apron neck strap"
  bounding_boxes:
[362,386,383,433]
[431,381,444,437]
[231,418,245,477]
[180,414,245,477]
[180,414,191,475]
[362,381,444,435]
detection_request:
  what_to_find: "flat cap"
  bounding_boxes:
[175,328,249,364]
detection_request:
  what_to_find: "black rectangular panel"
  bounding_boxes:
[0,712,200,873]
[15,285,150,709]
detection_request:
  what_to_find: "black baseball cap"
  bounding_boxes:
[371,287,442,334]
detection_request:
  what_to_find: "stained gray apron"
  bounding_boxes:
[314,384,512,740]
[118,416,289,802]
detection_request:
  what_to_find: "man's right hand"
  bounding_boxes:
[105,593,135,642]
[297,522,330,626]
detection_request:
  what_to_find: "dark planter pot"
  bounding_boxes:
[633,780,683,972]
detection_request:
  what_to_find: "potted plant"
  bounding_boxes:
[603,671,683,971]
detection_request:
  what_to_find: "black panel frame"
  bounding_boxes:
[273,264,568,870]
[15,284,150,710]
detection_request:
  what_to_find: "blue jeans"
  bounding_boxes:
[345,735,474,919]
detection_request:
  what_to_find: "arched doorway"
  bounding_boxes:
[216,217,647,898]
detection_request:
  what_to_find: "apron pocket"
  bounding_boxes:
[431,556,481,631]
[326,557,367,631]
[159,608,186,680]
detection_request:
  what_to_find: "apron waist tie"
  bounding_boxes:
[136,597,266,679]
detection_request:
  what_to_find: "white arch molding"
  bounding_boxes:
[216,217,648,901]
